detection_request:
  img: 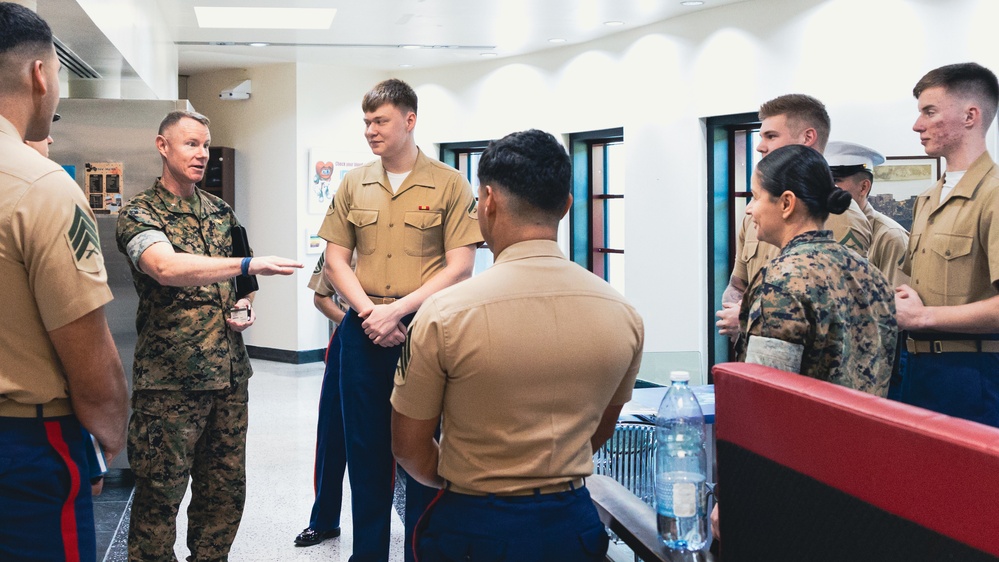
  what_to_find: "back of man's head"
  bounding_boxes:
[0,3,54,94]
[759,93,831,152]
[477,129,571,221]
[362,78,418,115]
[913,62,999,127]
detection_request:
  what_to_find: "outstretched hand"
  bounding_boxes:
[247,256,304,276]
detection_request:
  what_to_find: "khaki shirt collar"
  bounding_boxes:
[919,151,996,212]
[494,239,565,265]
[949,151,997,200]
[151,179,220,217]
[861,200,877,222]
[0,114,20,142]
[359,147,438,197]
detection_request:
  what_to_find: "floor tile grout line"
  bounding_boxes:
[102,487,134,562]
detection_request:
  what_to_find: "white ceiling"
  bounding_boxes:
[40,0,750,83]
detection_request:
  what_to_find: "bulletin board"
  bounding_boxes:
[84,162,123,214]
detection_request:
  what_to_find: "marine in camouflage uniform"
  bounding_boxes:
[116,180,251,562]
[735,230,897,396]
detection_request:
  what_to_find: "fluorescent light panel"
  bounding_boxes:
[195,7,336,30]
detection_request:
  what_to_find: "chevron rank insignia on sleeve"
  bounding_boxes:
[65,205,103,273]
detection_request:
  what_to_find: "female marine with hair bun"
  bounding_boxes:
[734,144,897,396]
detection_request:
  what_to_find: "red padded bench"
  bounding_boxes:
[712,362,999,562]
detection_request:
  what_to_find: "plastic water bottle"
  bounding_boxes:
[655,371,709,551]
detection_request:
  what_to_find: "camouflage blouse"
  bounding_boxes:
[736,230,897,396]
[115,181,251,391]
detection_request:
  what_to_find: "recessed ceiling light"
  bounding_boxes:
[604,21,625,26]
[194,7,336,30]
[248,42,269,47]
[480,52,498,57]
[681,1,705,6]
[549,38,567,43]
[399,64,413,68]
[400,45,422,50]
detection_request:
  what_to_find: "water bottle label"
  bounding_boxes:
[672,482,696,518]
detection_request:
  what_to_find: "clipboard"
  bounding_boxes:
[232,225,259,299]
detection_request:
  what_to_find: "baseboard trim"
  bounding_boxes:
[246,345,325,364]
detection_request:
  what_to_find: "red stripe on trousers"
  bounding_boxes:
[44,421,82,562]
[412,488,445,562]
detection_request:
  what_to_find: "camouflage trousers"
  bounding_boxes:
[127,381,249,562]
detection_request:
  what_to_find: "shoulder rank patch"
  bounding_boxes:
[326,199,335,216]
[467,198,478,220]
[313,254,325,275]
[839,231,864,253]
[65,205,103,273]
[394,325,414,386]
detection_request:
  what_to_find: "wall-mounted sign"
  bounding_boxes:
[84,162,123,214]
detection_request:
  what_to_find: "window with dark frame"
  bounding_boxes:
[568,128,625,294]
[706,114,761,372]
[440,140,494,275]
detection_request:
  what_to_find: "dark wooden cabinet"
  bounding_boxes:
[198,146,235,208]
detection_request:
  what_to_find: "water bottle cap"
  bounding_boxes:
[670,370,690,382]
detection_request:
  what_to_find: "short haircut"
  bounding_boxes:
[362,78,418,115]
[759,94,831,152]
[158,110,210,135]
[913,62,999,126]
[756,144,851,221]
[0,3,52,57]
[477,129,571,219]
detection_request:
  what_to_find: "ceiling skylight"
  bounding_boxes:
[194,7,337,30]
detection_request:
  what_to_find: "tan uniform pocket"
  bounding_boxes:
[347,209,379,255]
[928,232,973,300]
[404,211,443,256]
[929,232,973,261]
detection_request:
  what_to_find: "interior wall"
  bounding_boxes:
[187,64,301,352]
[294,63,385,351]
[400,0,999,365]
[185,0,999,363]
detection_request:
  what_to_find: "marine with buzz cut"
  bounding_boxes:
[896,62,999,427]
[0,3,128,560]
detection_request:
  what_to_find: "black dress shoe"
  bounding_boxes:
[294,526,341,547]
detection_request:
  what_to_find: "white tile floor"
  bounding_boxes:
[171,359,406,561]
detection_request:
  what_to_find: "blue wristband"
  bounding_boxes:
[241,257,252,276]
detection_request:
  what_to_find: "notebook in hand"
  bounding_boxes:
[232,225,259,299]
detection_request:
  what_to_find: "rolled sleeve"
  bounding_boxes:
[125,230,169,269]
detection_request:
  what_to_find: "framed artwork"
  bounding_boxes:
[869,155,941,231]
[307,150,368,215]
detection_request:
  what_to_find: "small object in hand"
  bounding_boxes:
[230,306,249,323]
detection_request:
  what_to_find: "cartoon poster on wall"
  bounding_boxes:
[308,150,368,215]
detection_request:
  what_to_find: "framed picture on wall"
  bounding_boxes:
[869,155,941,231]
[307,150,369,215]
